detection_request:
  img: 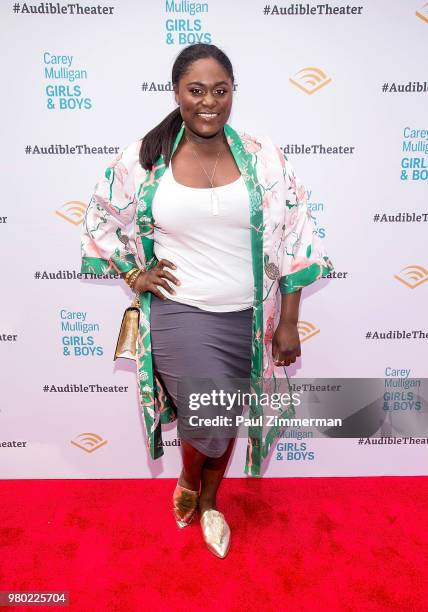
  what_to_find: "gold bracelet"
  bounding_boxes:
[123,268,139,284]
[128,269,143,291]
[126,270,140,287]
[123,266,146,291]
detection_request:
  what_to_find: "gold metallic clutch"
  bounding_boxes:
[114,295,140,361]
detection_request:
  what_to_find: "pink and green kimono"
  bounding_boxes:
[81,123,333,476]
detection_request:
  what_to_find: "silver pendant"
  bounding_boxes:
[211,190,219,215]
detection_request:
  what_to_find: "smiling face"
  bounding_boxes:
[174,57,234,139]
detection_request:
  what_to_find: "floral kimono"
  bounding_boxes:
[81,122,333,476]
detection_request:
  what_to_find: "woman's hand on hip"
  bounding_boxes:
[134,259,180,299]
[272,321,301,367]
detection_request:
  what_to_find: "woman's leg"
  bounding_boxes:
[178,440,207,491]
[199,438,235,514]
[178,436,235,509]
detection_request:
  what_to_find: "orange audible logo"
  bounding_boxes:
[56,201,87,226]
[416,2,428,23]
[394,265,428,289]
[289,67,332,95]
[71,432,108,453]
[297,321,320,343]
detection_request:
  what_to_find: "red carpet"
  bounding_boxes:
[1,477,427,611]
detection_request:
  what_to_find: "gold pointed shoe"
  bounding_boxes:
[172,484,199,528]
[200,509,231,558]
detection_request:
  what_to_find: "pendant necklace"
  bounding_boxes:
[185,134,222,216]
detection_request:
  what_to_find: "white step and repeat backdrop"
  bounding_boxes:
[1,1,427,478]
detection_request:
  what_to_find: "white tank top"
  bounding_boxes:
[152,165,254,312]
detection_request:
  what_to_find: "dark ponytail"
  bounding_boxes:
[139,107,183,171]
[139,43,234,170]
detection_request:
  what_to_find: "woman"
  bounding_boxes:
[81,43,333,559]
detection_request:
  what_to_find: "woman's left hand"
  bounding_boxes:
[272,321,301,367]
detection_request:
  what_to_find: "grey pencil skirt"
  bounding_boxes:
[150,294,253,458]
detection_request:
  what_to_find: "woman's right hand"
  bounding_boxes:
[133,259,180,299]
